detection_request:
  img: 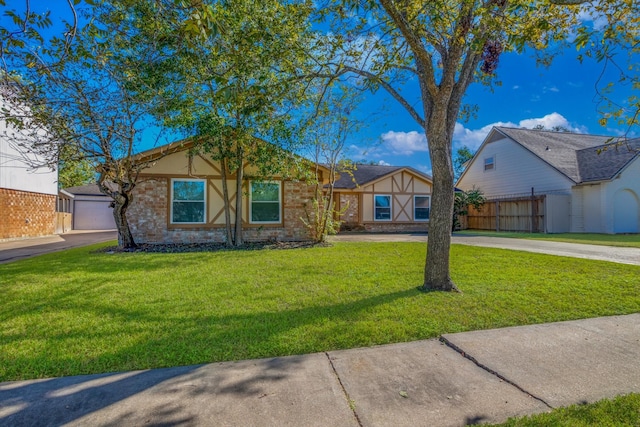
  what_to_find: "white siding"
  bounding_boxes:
[545,194,571,233]
[581,184,604,233]
[0,109,58,196]
[458,137,575,198]
[601,156,640,234]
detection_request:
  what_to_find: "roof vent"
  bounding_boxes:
[545,146,550,151]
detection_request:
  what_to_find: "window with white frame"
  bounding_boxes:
[374,195,392,221]
[171,178,206,224]
[250,181,281,223]
[484,156,495,171]
[414,195,430,221]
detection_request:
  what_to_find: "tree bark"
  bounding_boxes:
[234,147,244,247]
[422,113,457,292]
[111,192,137,249]
[220,157,234,246]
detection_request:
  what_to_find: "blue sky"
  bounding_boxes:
[344,48,631,175]
[7,2,633,175]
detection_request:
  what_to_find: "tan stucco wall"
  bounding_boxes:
[359,170,432,224]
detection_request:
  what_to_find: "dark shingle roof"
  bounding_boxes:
[494,127,631,183]
[333,164,432,189]
[577,139,640,182]
[63,183,104,196]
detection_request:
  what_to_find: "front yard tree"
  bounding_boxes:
[302,84,364,242]
[322,0,581,291]
[151,0,314,246]
[0,1,204,248]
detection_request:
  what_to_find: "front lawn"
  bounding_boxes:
[456,231,640,248]
[1,241,639,381]
[491,393,640,426]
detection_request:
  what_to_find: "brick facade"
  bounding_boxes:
[338,193,359,226]
[128,177,315,244]
[0,188,56,239]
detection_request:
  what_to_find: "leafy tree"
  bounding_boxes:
[454,146,475,181]
[573,0,639,136]
[0,1,205,248]
[147,0,315,246]
[302,84,364,242]
[321,0,583,291]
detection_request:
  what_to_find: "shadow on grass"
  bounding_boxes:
[0,285,417,425]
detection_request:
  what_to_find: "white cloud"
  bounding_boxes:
[453,121,517,150]
[380,130,428,155]
[377,160,391,166]
[454,113,587,150]
[512,85,520,90]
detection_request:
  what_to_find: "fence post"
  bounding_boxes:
[530,187,535,233]
[495,200,500,232]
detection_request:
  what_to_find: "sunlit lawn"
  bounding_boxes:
[456,230,640,248]
[491,393,640,426]
[1,241,639,381]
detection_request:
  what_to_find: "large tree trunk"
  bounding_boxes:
[112,192,137,249]
[422,115,457,292]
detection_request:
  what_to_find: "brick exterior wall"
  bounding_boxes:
[128,177,315,244]
[338,193,359,226]
[0,188,56,239]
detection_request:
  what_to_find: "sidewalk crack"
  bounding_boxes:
[439,337,553,409]
[324,352,364,427]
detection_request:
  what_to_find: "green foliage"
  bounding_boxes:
[58,158,96,189]
[453,146,474,181]
[492,393,640,427]
[1,241,639,381]
[453,188,486,231]
[572,0,639,135]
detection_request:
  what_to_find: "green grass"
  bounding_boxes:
[456,231,640,248]
[491,393,640,426]
[1,241,639,381]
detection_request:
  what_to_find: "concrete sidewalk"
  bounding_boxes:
[331,233,640,266]
[0,230,117,264]
[1,314,638,426]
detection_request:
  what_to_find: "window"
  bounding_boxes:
[250,181,281,223]
[484,156,495,171]
[171,179,206,224]
[374,195,392,221]
[414,196,430,221]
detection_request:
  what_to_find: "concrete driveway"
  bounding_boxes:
[331,233,640,266]
[0,230,117,264]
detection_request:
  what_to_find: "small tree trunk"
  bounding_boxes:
[220,157,234,246]
[112,193,137,249]
[234,148,244,247]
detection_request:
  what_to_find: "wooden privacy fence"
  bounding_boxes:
[465,195,546,233]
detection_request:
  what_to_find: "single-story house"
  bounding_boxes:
[332,164,433,232]
[128,141,324,243]
[61,184,117,230]
[457,126,640,234]
[127,142,433,243]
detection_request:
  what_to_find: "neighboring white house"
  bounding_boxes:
[0,95,59,239]
[457,127,640,234]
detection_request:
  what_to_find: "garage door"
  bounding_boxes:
[74,200,116,230]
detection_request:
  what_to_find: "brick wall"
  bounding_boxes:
[338,193,359,226]
[128,177,314,244]
[0,188,56,239]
